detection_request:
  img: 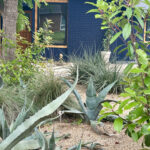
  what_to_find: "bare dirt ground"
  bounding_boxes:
[41,84,142,150]
[42,122,142,150]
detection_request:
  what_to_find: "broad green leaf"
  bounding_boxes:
[123,63,134,75]
[87,9,99,13]
[110,31,122,44]
[144,77,150,87]
[135,16,144,28]
[130,68,144,73]
[142,125,150,135]
[131,132,138,142]
[129,107,144,120]
[85,2,97,7]
[124,102,138,110]
[125,7,132,19]
[136,49,148,66]
[144,90,150,95]
[136,34,144,40]
[122,23,131,40]
[144,134,150,147]
[109,11,121,20]
[118,47,128,54]
[128,43,134,57]
[114,118,123,132]
[102,102,112,109]
[101,26,109,29]
[124,88,136,96]
[113,44,125,53]
[95,14,102,19]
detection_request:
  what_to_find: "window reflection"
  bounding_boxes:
[38,3,67,45]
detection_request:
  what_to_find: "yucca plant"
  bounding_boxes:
[0,70,78,150]
[63,78,117,122]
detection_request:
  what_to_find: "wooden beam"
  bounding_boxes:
[46,45,67,48]
[39,0,68,3]
[35,3,38,33]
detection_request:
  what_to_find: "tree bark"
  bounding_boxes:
[1,0,18,60]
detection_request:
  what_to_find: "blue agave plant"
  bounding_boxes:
[63,77,117,122]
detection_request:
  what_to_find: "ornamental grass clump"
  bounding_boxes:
[70,50,123,93]
[0,72,79,123]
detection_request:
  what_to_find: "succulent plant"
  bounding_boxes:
[63,77,117,122]
[0,70,78,150]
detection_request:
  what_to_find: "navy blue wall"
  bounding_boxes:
[30,0,105,60]
[25,0,133,61]
[67,0,104,57]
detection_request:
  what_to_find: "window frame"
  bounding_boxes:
[35,0,68,48]
[144,16,150,43]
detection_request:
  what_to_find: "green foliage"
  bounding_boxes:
[86,0,150,58]
[103,28,114,51]
[17,0,47,32]
[0,27,53,85]
[87,0,150,147]
[70,50,123,93]
[63,77,117,122]
[0,70,78,150]
[35,19,53,46]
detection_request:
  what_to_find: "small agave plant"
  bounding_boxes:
[63,77,117,122]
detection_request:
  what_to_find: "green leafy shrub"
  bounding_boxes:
[70,50,123,93]
[87,0,150,147]
[0,20,53,85]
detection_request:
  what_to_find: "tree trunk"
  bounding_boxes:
[1,0,18,60]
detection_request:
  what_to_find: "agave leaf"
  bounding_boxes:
[10,101,33,133]
[97,81,117,104]
[86,78,97,110]
[0,69,78,150]
[35,128,48,150]
[0,108,10,140]
[86,78,96,97]
[12,139,40,150]
[76,140,82,150]
[49,129,56,150]
[62,78,86,114]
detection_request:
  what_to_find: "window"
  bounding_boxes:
[144,16,150,42]
[35,0,68,48]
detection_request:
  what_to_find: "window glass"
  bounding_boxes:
[38,3,67,45]
[145,17,150,41]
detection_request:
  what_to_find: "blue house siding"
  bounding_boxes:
[23,0,150,61]
[27,0,105,60]
[67,0,104,57]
